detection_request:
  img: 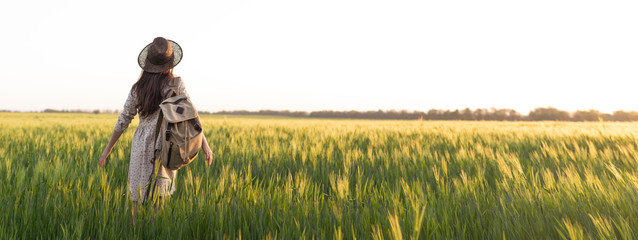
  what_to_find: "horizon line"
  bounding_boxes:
[3,107,638,115]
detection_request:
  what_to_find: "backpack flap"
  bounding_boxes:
[160,95,199,123]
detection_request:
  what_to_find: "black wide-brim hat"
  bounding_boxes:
[138,37,183,73]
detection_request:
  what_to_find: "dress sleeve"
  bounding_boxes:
[177,77,190,98]
[114,88,137,132]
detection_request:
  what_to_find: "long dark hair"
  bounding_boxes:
[132,69,173,117]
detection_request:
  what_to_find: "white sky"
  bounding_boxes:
[1,0,637,114]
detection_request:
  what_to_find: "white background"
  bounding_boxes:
[1,0,637,114]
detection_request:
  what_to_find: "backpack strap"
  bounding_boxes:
[165,76,181,97]
[144,76,181,204]
[152,76,180,162]
[152,112,164,161]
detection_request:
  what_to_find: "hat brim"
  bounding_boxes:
[138,40,183,73]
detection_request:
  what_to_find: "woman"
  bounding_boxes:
[98,37,213,214]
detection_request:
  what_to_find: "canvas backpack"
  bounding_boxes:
[154,77,203,170]
[145,77,203,203]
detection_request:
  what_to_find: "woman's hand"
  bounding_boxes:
[99,151,109,168]
[201,134,213,166]
[204,145,213,166]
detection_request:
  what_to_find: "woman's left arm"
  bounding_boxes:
[178,78,212,165]
[202,134,213,166]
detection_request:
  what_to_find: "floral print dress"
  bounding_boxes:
[114,77,188,202]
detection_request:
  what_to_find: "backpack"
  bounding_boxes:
[145,77,203,202]
[156,93,203,170]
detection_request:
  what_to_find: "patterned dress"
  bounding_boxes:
[114,77,188,202]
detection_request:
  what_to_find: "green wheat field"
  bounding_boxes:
[2,113,638,239]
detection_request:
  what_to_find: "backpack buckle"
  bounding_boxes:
[190,119,202,132]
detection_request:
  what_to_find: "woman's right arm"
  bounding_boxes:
[99,88,137,167]
[99,130,122,167]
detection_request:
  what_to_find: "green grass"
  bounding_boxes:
[1,113,638,239]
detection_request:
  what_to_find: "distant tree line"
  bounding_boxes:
[42,109,120,114]
[10,107,638,121]
[213,108,638,121]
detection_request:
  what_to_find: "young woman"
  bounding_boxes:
[98,37,213,214]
